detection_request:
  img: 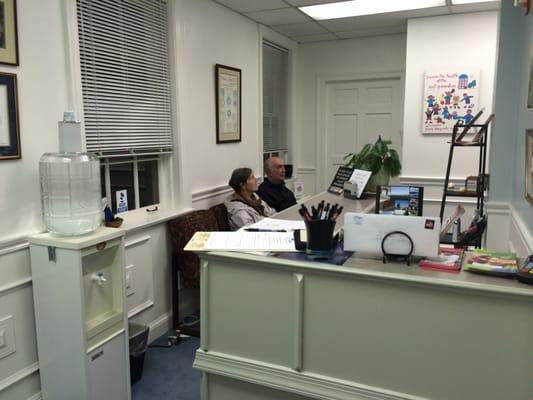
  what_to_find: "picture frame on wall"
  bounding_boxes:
[0,0,19,66]
[422,71,479,134]
[528,54,533,109]
[526,130,533,204]
[0,72,20,160]
[215,64,241,144]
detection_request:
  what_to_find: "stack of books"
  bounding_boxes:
[419,247,464,273]
[463,249,518,277]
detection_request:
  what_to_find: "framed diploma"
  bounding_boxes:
[0,72,20,160]
[526,130,533,204]
[215,64,241,144]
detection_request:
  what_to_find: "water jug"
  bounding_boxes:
[39,152,101,235]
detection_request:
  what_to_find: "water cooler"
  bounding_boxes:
[29,112,130,399]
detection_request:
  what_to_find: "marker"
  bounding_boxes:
[321,203,330,220]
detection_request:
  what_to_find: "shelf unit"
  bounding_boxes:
[439,114,494,248]
[29,227,131,400]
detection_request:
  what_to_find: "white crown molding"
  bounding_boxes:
[194,350,428,400]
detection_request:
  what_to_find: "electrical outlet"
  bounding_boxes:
[0,315,15,360]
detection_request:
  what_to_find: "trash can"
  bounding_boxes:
[128,323,150,385]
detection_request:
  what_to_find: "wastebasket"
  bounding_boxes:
[128,323,150,385]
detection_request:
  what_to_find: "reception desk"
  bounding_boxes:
[193,196,533,400]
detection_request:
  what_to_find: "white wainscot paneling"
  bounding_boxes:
[400,175,477,220]
[124,234,155,318]
[0,243,41,400]
[509,207,533,257]
[294,168,316,197]
[485,202,512,252]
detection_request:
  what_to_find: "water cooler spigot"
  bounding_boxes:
[91,272,107,286]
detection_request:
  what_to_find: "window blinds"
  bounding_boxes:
[77,0,173,156]
[263,41,288,153]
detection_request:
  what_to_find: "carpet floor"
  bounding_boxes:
[132,335,200,400]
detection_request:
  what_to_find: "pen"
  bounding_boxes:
[298,208,311,222]
[321,203,330,220]
[244,228,287,232]
[300,204,312,221]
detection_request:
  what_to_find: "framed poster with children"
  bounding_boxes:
[422,71,479,134]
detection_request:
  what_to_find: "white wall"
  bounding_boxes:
[297,34,407,193]
[402,12,498,181]
[172,0,262,207]
[487,2,533,255]
[0,1,69,242]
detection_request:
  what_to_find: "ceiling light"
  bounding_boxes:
[299,0,447,20]
[451,0,499,4]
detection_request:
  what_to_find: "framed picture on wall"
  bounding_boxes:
[422,71,479,134]
[528,54,533,109]
[215,64,241,144]
[0,73,20,160]
[526,130,533,204]
[0,0,19,66]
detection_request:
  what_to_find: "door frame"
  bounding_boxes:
[316,70,405,191]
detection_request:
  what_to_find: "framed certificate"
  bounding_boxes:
[215,64,241,144]
[0,72,20,160]
[0,0,18,66]
[526,130,533,204]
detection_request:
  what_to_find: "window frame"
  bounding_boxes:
[260,30,295,177]
[65,0,177,218]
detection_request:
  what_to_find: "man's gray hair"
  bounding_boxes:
[264,157,275,174]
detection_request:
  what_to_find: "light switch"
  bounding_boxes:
[0,315,15,360]
[125,264,135,297]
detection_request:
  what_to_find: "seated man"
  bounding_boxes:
[258,156,297,212]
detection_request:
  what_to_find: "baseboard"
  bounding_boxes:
[195,350,428,400]
[147,311,172,343]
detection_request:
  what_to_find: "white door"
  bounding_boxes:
[326,78,402,184]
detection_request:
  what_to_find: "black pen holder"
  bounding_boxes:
[305,219,336,255]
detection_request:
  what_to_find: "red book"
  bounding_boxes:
[419,247,464,273]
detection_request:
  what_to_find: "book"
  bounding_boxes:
[463,249,518,277]
[419,247,464,272]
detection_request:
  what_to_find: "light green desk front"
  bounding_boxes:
[193,194,533,400]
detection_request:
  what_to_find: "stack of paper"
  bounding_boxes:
[184,231,297,252]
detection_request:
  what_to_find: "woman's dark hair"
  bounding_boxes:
[228,167,253,192]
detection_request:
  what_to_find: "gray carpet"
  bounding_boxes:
[132,335,200,400]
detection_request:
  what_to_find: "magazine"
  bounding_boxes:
[464,249,518,277]
[419,247,464,272]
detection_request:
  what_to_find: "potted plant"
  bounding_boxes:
[344,136,401,193]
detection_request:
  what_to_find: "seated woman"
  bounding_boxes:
[224,167,276,230]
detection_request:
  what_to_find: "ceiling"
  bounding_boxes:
[213,0,500,43]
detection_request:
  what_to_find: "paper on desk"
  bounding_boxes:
[184,231,297,252]
[247,218,305,231]
[349,169,372,198]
